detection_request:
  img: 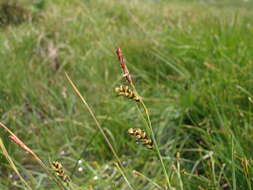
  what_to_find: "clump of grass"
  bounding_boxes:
[0,122,66,190]
[0,1,29,26]
[1,1,253,188]
[0,138,32,190]
[132,170,163,190]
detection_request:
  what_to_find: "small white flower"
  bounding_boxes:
[78,160,83,164]
[78,167,83,172]
[93,176,98,180]
[104,164,109,169]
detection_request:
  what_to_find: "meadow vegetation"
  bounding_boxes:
[0,0,253,189]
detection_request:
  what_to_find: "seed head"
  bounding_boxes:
[115,85,140,102]
[51,161,70,184]
[128,128,153,149]
[116,48,132,84]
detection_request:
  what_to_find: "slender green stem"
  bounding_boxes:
[140,100,172,189]
[130,83,172,189]
[115,163,134,190]
[133,170,163,190]
[231,136,236,190]
[65,72,135,190]
[176,154,184,190]
[70,131,99,178]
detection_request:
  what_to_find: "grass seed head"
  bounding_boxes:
[116,48,132,84]
[128,128,153,149]
[51,161,70,184]
[115,85,140,102]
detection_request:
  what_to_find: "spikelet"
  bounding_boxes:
[128,128,153,149]
[51,161,70,184]
[115,85,140,102]
[116,48,132,84]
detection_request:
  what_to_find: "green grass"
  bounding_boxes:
[0,0,253,189]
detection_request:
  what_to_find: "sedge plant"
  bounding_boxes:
[115,48,172,189]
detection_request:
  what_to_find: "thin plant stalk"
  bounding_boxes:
[70,106,127,177]
[116,48,172,188]
[0,138,33,190]
[175,153,184,190]
[115,163,134,190]
[132,84,172,189]
[132,170,163,190]
[0,122,66,190]
[65,72,135,190]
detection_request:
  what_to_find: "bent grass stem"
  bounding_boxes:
[65,72,135,190]
[0,122,66,190]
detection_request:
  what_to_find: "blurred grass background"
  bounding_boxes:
[0,0,253,189]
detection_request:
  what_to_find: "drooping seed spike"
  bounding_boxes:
[127,128,153,149]
[115,85,140,102]
[51,161,70,184]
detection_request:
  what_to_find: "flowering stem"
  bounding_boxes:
[65,72,135,190]
[131,84,172,189]
[115,47,172,188]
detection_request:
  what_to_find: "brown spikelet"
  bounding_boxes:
[51,161,70,184]
[116,48,132,84]
[115,85,140,102]
[128,128,153,149]
[8,134,35,157]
